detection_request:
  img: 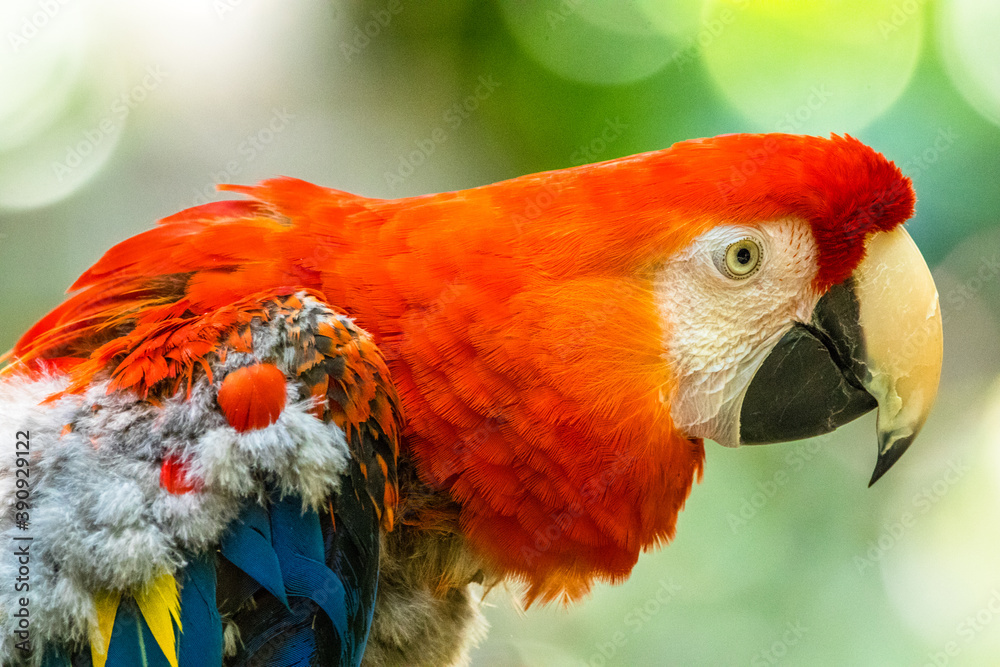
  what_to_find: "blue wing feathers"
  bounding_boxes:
[261,623,318,667]
[269,497,351,651]
[220,502,291,608]
[225,465,381,667]
[269,498,325,562]
[177,554,223,667]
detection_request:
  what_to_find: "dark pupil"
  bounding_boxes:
[736,247,752,265]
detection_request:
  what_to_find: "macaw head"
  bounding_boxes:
[651,135,942,486]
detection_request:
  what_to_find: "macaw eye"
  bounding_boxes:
[717,237,763,279]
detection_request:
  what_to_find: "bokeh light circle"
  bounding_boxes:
[700,0,925,134]
[0,2,126,210]
[570,1,702,40]
[874,387,1000,660]
[938,0,1000,129]
[497,0,679,86]
[633,0,706,40]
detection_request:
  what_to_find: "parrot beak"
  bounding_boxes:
[739,227,943,485]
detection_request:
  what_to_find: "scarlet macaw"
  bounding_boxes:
[0,133,942,666]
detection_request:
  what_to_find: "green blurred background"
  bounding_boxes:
[2,1,1000,665]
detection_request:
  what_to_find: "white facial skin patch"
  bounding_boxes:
[655,218,822,447]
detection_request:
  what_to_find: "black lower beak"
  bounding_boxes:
[739,280,877,447]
